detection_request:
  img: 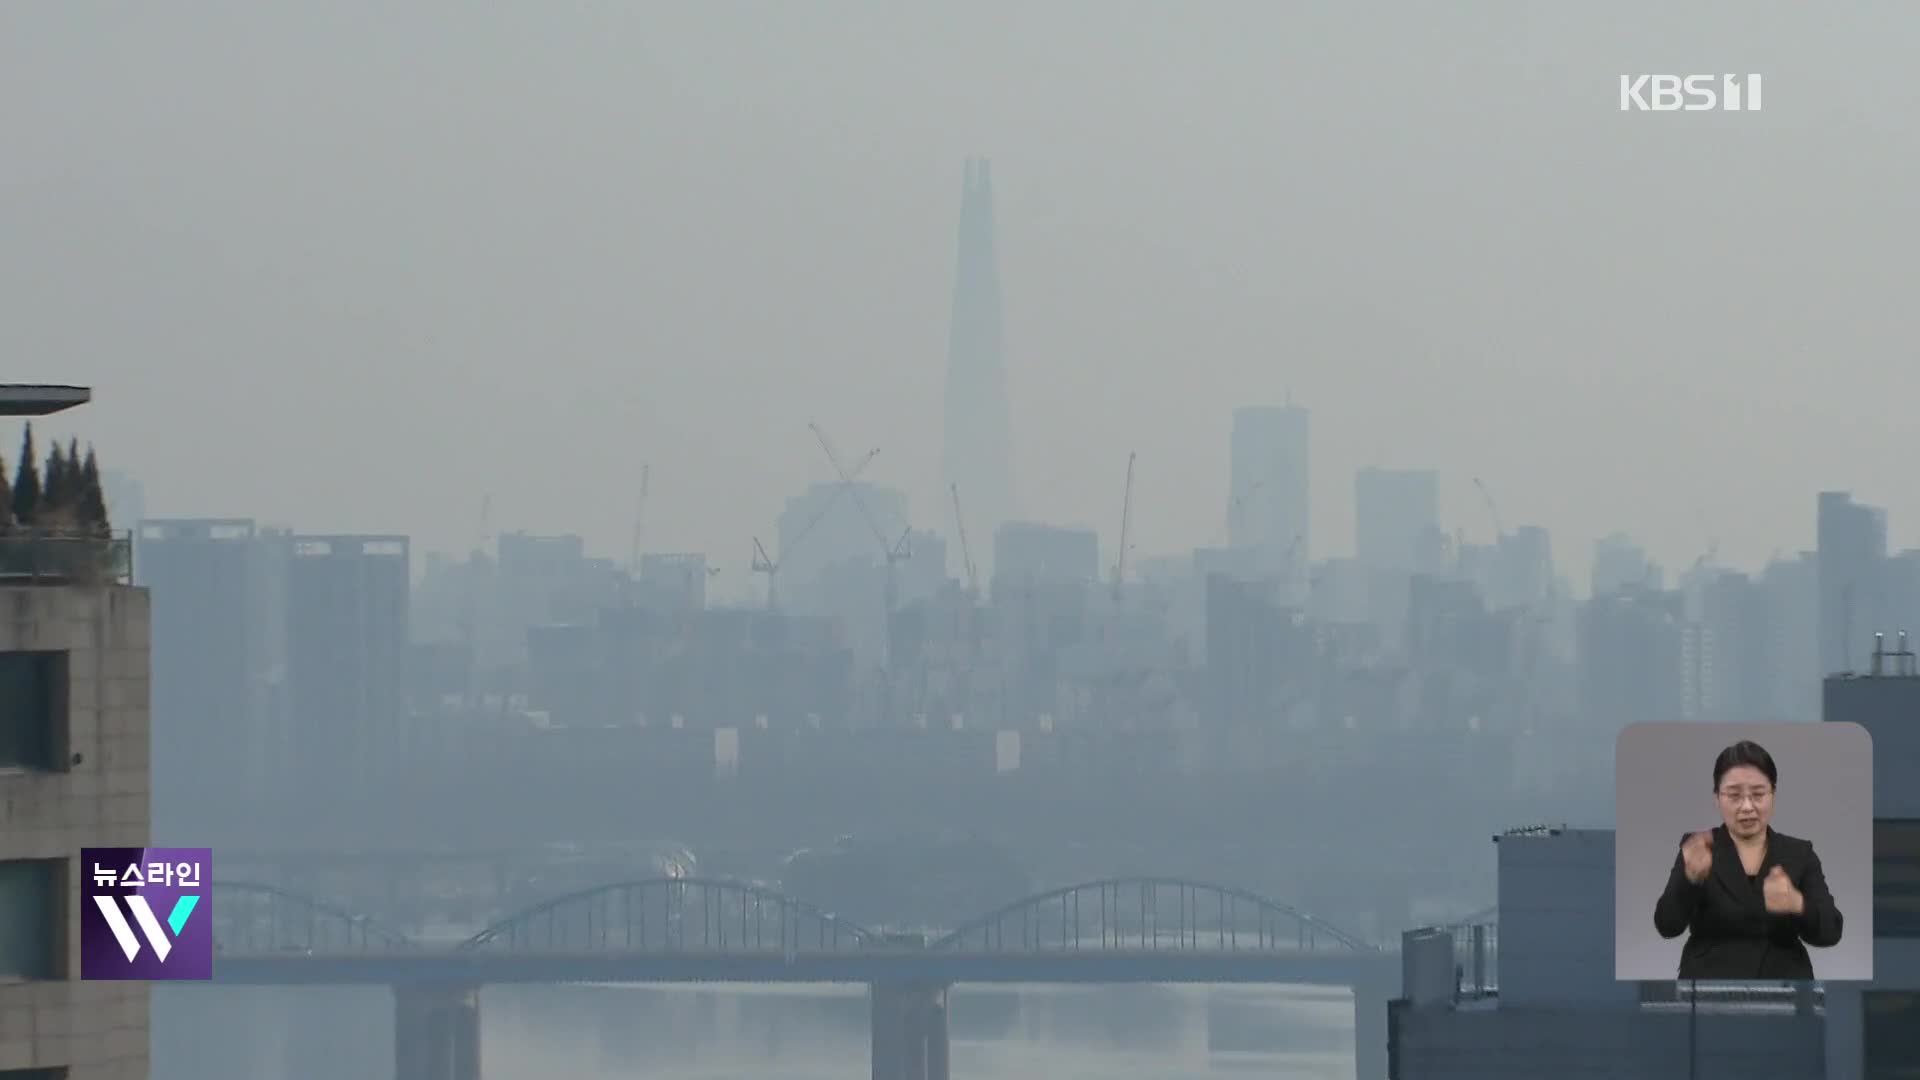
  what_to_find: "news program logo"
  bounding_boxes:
[1619,74,1763,112]
[80,848,212,981]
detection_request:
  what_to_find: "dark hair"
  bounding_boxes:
[1713,740,1778,791]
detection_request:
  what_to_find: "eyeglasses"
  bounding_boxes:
[1717,789,1774,807]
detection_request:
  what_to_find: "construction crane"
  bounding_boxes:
[809,422,910,617]
[627,465,650,576]
[950,482,979,597]
[748,446,879,609]
[809,421,910,725]
[1282,532,1303,590]
[1111,452,1136,607]
[1691,538,1720,575]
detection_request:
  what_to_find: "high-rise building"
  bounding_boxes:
[137,518,291,834]
[287,535,409,805]
[1762,551,1820,720]
[1228,405,1310,577]
[1697,570,1774,720]
[1817,491,1888,676]
[1592,533,1659,598]
[1355,467,1439,573]
[1576,585,1687,725]
[0,383,151,1080]
[1205,574,1313,731]
[637,552,710,613]
[1820,636,1920,1078]
[991,522,1099,590]
[942,157,1016,568]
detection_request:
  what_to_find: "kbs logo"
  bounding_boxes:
[80,847,212,981]
[1619,75,1763,112]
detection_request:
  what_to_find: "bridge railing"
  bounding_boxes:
[455,877,877,954]
[211,882,416,954]
[929,877,1378,954]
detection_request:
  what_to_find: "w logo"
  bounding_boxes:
[90,894,199,963]
[80,847,214,981]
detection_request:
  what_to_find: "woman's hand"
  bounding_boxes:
[1763,866,1805,915]
[1681,831,1714,884]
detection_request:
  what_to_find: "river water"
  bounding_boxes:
[155,982,1357,1079]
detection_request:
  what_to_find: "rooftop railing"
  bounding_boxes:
[0,530,132,585]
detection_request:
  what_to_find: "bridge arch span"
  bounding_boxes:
[212,881,416,954]
[458,876,877,953]
[931,876,1379,953]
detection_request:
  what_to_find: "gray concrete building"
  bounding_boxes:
[136,518,290,837]
[1390,828,1827,1078]
[1821,635,1920,1078]
[0,384,152,1079]
[287,534,409,805]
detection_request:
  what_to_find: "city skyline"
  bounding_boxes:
[9,4,1919,600]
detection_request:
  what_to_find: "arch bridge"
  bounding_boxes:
[211,874,1379,957]
[207,876,1398,1080]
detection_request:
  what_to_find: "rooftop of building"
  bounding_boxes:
[1828,633,1920,679]
[0,532,133,586]
[0,384,90,416]
[1492,822,1572,841]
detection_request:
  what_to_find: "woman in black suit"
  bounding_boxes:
[1654,740,1843,980]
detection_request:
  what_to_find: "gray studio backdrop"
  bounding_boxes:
[1614,721,1874,981]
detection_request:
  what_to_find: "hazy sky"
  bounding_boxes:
[5,2,1917,592]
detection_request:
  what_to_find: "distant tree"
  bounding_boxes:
[79,447,110,536]
[11,425,39,526]
[0,454,13,533]
[42,441,69,516]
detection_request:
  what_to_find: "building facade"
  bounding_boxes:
[1390,828,1827,1079]
[137,518,290,837]
[1228,405,1310,576]
[1817,491,1888,677]
[287,534,409,806]
[1822,639,1920,1079]
[0,385,151,1079]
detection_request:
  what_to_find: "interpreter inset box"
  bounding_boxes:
[1614,722,1872,982]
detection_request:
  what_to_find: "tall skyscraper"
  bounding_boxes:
[1817,491,1888,675]
[1228,405,1310,578]
[287,535,410,805]
[942,158,1015,573]
[137,518,291,834]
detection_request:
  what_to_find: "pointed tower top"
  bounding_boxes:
[964,157,993,194]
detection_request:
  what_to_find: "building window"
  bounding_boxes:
[0,651,69,772]
[0,859,64,980]
[1864,991,1920,1079]
[1874,819,1920,939]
